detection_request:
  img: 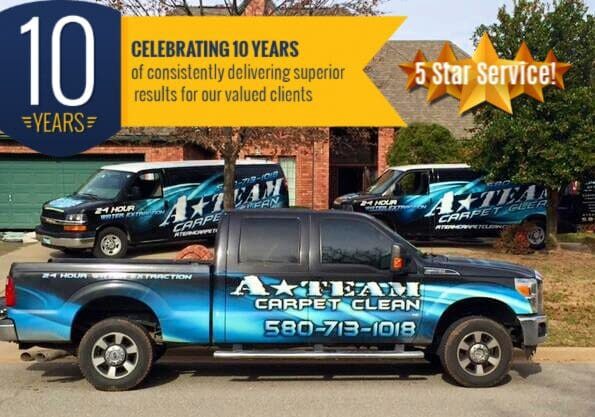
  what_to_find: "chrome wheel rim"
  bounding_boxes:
[527,226,545,246]
[100,234,122,256]
[91,332,138,380]
[457,331,501,376]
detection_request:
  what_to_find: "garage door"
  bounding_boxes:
[0,155,143,229]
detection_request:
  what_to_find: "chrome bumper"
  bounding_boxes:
[36,233,95,249]
[518,315,547,346]
[0,319,17,342]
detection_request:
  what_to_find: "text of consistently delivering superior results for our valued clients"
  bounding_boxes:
[129,39,346,82]
[132,63,346,84]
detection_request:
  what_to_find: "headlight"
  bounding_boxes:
[65,213,87,223]
[515,277,539,313]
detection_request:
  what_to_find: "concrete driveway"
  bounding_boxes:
[0,356,592,417]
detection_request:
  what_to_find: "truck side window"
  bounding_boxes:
[397,171,429,195]
[128,172,163,200]
[320,219,392,270]
[239,218,300,264]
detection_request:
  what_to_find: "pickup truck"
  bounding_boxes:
[0,209,547,391]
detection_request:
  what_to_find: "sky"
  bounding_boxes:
[0,0,593,52]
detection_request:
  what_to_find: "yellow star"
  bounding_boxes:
[458,32,520,114]
[544,50,572,89]
[425,42,462,101]
[399,49,430,90]
[509,42,545,102]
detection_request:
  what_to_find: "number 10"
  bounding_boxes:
[21,15,95,107]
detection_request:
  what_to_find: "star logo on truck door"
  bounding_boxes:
[270,279,298,296]
[457,194,478,211]
[191,197,209,218]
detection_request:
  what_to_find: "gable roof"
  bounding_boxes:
[366,40,475,138]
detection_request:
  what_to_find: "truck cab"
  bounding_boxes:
[2,209,547,390]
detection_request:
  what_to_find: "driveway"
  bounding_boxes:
[0,355,592,417]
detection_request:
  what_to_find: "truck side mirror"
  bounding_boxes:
[390,244,406,273]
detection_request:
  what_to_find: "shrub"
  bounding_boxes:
[386,123,465,166]
[494,224,535,255]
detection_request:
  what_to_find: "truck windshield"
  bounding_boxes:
[367,170,402,194]
[76,170,134,200]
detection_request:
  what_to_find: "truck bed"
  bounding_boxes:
[9,259,213,344]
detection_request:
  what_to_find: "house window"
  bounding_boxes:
[278,157,296,206]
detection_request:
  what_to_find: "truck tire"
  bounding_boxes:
[439,316,513,388]
[93,227,128,258]
[78,318,154,391]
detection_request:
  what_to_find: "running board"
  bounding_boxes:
[213,349,424,360]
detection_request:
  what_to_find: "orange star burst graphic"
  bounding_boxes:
[509,41,546,102]
[398,33,571,115]
[425,42,462,101]
[458,33,520,114]
[398,49,430,90]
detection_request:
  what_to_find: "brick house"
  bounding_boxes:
[0,0,473,229]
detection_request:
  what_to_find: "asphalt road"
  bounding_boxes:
[0,355,592,417]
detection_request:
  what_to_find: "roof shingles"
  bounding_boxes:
[367,40,474,137]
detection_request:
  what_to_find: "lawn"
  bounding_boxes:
[428,246,594,347]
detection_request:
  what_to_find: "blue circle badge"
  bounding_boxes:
[0,1,121,157]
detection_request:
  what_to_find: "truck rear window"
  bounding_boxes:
[239,218,300,264]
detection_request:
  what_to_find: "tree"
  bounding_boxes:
[386,123,464,166]
[469,0,594,247]
[97,1,380,17]
[97,0,380,209]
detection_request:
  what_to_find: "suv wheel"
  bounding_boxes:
[439,316,513,387]
[78,318,154,391]
[94,227,128,258]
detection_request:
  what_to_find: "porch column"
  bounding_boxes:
[377,127,395,174]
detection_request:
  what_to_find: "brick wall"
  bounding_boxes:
[377,127,395,174]
[240,132,330,210]
[0,142,188,162]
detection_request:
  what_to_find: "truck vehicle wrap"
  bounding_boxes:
[35,160,289,258]
[333,164,549,248]
[1,210,547,390]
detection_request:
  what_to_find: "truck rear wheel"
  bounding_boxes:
[93,227,128,258]
[78,318,154,391]
[439,316,513,387]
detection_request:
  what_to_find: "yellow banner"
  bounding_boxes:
[121,16,405,127]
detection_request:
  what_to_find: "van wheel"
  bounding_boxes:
[525,220,546,249]
[439,316,512,387]
[78,318,154,391]
[94,227,128,258]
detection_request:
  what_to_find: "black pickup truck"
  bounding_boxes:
[0,209,546,390]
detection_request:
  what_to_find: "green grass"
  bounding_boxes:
[557,232,595,251]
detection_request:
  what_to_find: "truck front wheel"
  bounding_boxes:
[439,316,513,387]
[78,318,154,391]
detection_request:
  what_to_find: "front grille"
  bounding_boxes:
[40,208,65,233]
[42,207,65,220]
